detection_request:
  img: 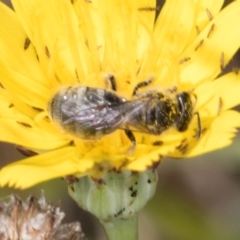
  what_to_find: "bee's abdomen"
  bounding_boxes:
[140,99,177,134]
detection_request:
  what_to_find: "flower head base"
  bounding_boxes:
[68,168,158,240]
[68,168,158,222]
[0,0,240,188]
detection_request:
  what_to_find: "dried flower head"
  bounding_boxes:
[0,192,85,240]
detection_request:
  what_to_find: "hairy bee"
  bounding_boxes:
[48,76,200,146]
[49,85,129,139]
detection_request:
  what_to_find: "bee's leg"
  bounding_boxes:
[132,78,153,96]
[194,112,201,139]
[191,92,198,108]
[124,129,136,153]
[106,74,117,91]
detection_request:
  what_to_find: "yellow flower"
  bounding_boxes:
[0,0,240,189]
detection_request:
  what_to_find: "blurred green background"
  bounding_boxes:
[1,0,240,239]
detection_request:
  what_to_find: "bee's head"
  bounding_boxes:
[176,92,193,131]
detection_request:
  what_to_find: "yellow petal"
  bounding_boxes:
[0,2,51,107]
[0,119,69,150]
[195,72,240,116]
[154,0,196,56]
[12,0,91,85]
[185,110,240,157]
[0,147,93,189]
[180,0,240,85]
[0,88,68,149]
[188,0,224,43]
[91,0,156,74]
[0,67,50,109]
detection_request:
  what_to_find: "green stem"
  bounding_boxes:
[100,214,138,240]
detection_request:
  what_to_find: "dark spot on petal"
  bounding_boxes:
[195,39,204,51]
[16,145,37,157]
[35,49,39,61]
[32,106,44,112]
[45,46,50,58]
[206,8,213,21]
[176,139,188,154]
[179,57,191,64]
[196,26,200,35]
[24,37,31,50]
[152,140,163,146]
[220,52,225,72]
[16,121,32,128]
[75,69,80,83]
[138,6,160,12]
[207,24,215,38]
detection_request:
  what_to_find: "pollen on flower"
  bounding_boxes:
[0,0,240,188]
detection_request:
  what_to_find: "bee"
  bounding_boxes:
[126,81,201,140]
[48,76,200,148]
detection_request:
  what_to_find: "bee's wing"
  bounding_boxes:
[118,100,154,134]
[112,100,159,134]
[60,100,145,134]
